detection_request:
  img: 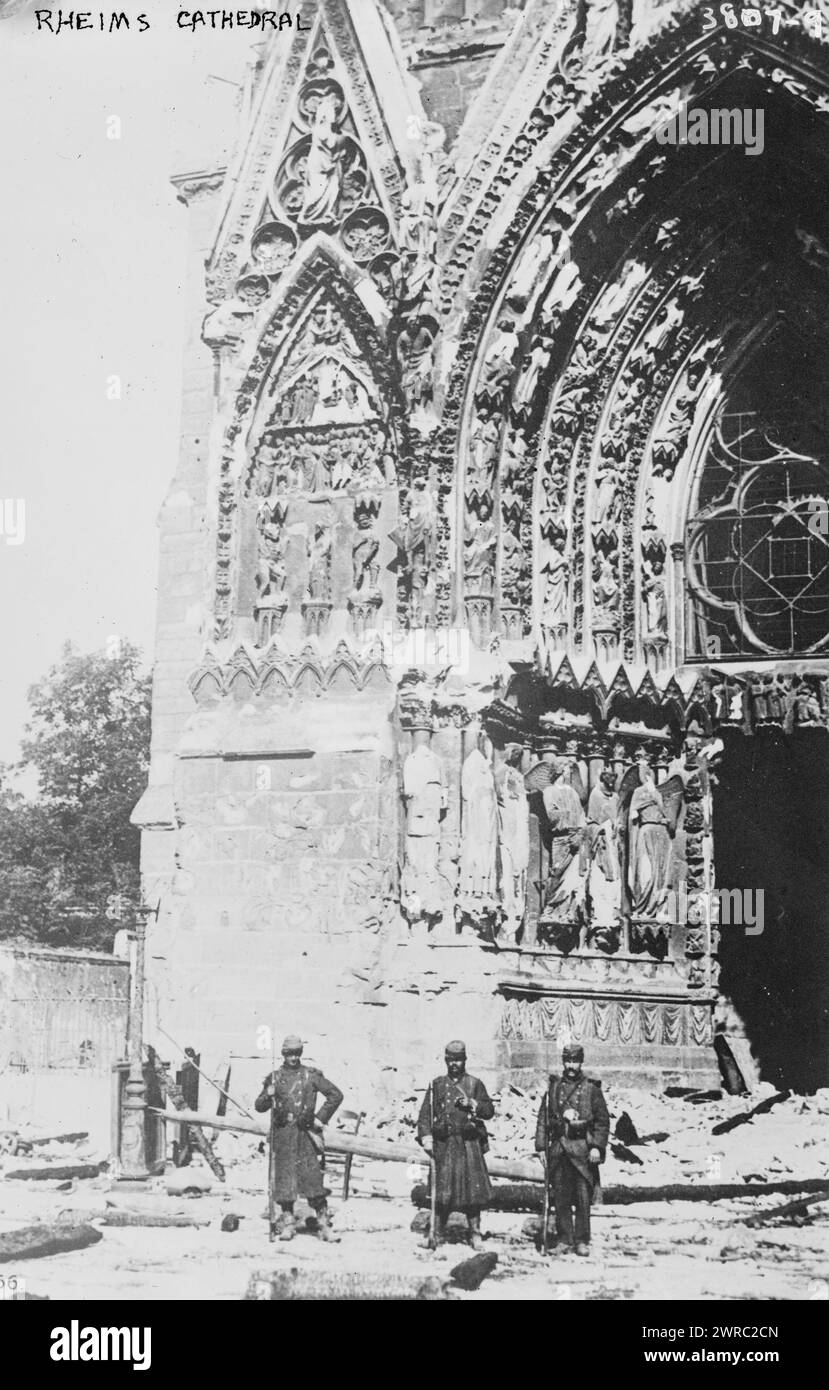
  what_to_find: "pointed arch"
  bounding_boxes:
[209,243,406,644]
[436,7,829,675]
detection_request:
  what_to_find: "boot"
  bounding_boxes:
[278,1214,296,1241]
[314,1208,340,1243]
[468,1212,484,1252]
[420,1210,447,1249]
[575,1241,590,1257]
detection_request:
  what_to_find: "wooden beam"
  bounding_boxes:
[743,1188,829,1227]
[149,1107,545,1182]
[411,1177,829,1212]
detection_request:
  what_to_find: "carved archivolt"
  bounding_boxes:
[444,13,829,664]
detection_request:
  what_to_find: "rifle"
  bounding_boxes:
[541,1087,550,1257]
[427,1082,437,1251]
[268,1024,277,1242]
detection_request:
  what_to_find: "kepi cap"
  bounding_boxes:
[444,1039,467,1058]
[281,1034,304,1053]
[562,1043,584,1061]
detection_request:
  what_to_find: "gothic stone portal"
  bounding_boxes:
[138,1,829,1094]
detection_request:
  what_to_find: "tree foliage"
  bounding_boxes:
[0,642,151,949]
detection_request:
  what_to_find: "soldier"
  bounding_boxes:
[534,1043,609,1256]
[254,1035,343,1243]
[417,1040,495,1250]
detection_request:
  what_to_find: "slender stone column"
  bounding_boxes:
[118,902,156,1181]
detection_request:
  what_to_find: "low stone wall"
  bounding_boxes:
[0,943,129,1075]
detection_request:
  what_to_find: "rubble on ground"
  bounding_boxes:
[0,1084,825,1301]
[345,1082,829,1193]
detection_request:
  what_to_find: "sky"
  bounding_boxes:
[0,3,255,769]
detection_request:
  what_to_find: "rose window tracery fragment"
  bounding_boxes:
[687,408,829,659]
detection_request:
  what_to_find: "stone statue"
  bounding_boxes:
[585,768,621,949]
[306,525,332,601]
[299,92,346,224]
[642,558,668,637]
[352,510,380,595]
[495,745,530,941]
[256,551,287,601]
[625,759,683,920]
[592,557,619,626]
[510,230,556,307]
[477,318,520,407]
[390,476,437,623]
[401,728,447,926]
[464,513,497,595]
[468,416,501,492]
[397,321,436,407]
[540,758,587,930]
[398,181,438,308]
[255,502,289,601]
[593,457,620,532]
[514,328,554,411]
[458,733,498,904]
[541,545,569,627]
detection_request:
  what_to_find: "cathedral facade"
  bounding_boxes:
[136,0,829,1094]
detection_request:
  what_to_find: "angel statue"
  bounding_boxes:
[617,757,684,946]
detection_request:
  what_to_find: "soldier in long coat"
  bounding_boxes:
[417,1040,495,1250]
[254,1035,343,1242]
[534,1043,609,1255]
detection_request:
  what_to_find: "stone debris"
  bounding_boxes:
[245,1268,451,1301]
[610,1143,643,1166]
[0,1222,103,1263]
[368,1081,829,1192]
[614,1112,641,1145]
[4,1162,107,1183]
[165,1164,213,1196]
[450,1251,498,1290]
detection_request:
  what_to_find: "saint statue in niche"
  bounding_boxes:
[458,729,498,904]
[584,767,621,950]
[495,745,530,941]
[540,757,587,932]
[401,727,447,926]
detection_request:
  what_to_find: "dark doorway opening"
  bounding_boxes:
[714,729,829,1092]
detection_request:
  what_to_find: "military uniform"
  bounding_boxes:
[417,1042,495,1247]
[255,1049,342,1240]
[535,1070,609,1250]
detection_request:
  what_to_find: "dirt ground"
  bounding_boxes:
[2,1083,828,1301]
